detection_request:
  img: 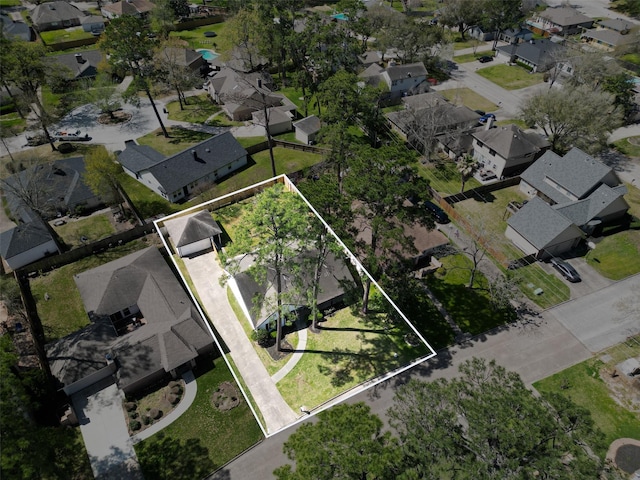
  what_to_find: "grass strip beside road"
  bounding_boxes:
[476,64,544,90]
[438,88,497,112]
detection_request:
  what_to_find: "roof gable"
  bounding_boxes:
[0,219,54,259]
[539,7,592,26]
[472,125,549,159]
[117,142,167,173]
[384,62,428,81]
[164,210,222,248]
[293,115,321,135]
[32,1,84,24]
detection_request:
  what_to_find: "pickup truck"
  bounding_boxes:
[54,130,91,141]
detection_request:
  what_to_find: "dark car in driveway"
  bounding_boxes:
[478,55,494,63]
[424,200,450,224]
[550,258,581,282]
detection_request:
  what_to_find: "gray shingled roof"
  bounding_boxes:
[496,39,562,67]
[520,148,614,204]
[293,115,321,135]
[164,210,222,248]
[49,50,103,79]
[0,218,54,260]
[507,197,581,249]
[117,143,166,175]
[47,247,212,391]
[598,18,633,32]
[1,14,31,41]
[554,184,628,226]
[472,125,549,160]
[385,62,428,81]
[147,132,247,194]
[32,1,84,25]
[582,29,633,47]
[538,7,592,26]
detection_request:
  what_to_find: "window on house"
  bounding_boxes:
[123,307,131,316]
[489,149,496,156]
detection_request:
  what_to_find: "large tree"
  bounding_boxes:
[223,184,310,351]
[439,0,482,41]
[274,402,401,479]
[83,147,125,215]
[343,145,432,312]
[520,85,623,154]
[389,358,611,479]
[154,38,200,110]
[99,15,169,137]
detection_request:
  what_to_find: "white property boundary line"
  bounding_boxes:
[154,174,438,438]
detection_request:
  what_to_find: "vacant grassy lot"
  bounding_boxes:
[136,127,213,156]
[438,87,497,112]
[418,157,482,196]
[166,94,220,124]
[534,336,640,459]
[135,355,263,477]
[613,136,640,158]
[476,64,544,90]
[277,306,431,410]
[54,215,116,248]
[30,239,150,342]
[453,50,494,63]
[427,254,515,335]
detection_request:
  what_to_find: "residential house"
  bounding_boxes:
[358,50,383,68]
[46,247,214,396]
[118,132,248,203]
[471,124,550,179]
[527,6,593,36]
[205,67,285,121]
[164,210,222,257]
[251,106,294,136]
[380,62,429,99]
[495,38,564,72]
[80,15,105,35]
[210,46,268,74]
[505,148,629,258]
[386,92,480,151]
[293,115,321,145]
[581,18,636,51]
[31,1,85,31]
[500,27,533,44]
[231,250,357,331]
[0,14,32,41]
[49,50,104,81]
[160,46,206,73]
[468,25,496,41]
[101,0,155,19]
[358,63,385,88]
[0,215,59,271]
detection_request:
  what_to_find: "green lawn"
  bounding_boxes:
[427,254,515,335]
[136,127,213,156]
[534,338,640,458]
[54,215,116,248]
[40,28,94,44]
[29,239,150,342]
[418,157,481,197]
[613,136,640,158]
[135,355,263,477]
[276,306,431,411]
[453,50,494,63]
[620,52,640,65]
[166,94,220,124]
[274,131,301,143]
[496,118,529,129]
[438,87,497,112]
[0,0,21,6]
[118,173,181,219]
[170,23,232,53]
[586,230,640,280]
[476,64,544,90]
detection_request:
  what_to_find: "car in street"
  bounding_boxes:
[424,200,450,224]
[478,55,494,63]
[54,129,91,141]
[478,113,496,124]
[550,258,581,283]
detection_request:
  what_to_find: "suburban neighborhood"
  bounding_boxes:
[1,0,640,478]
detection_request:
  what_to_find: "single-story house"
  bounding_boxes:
[3,157,104,221]
[80,15,105,35]
[501,27,533,44]
[251,106,294,136]
[46,247,214,396]
[293,115,321,145]
[580,19,636,51]
[31,1,84,31]
[380,62,429,99]
[0,216,59,271]
[49,50,104,80]
[164,210,222,257]
[158,46,206,73]
[117,132,248,203]
[505,148,629,258]
[468,25,496,41]
[495,38,564,72]
[205,67,284,121]
[471,124,550,179]
[386,92,480,150]
[0,14,32,41]
[101,0,155,19]
[527,6,593,36]
[231,250,357,331]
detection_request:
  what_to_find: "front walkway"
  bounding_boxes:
[182,251,299,435]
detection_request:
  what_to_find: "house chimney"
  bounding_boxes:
[257,78,262,89]
[485,117,494,130]
[191,150,197,160]
[75,53,84,64]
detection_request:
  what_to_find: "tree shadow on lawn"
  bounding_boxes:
[426,276,515,336]
[165,126,212,144]
[136,433,215,479]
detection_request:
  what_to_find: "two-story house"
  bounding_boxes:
[527,6,593,36]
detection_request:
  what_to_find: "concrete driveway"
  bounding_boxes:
[538,256,614,300]
[71,378,143,480]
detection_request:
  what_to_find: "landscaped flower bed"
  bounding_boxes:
[125,379,185,435]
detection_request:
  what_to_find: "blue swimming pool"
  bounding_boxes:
[196,49,219,62]
[331,12,348,21]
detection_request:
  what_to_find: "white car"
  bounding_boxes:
[55,129,91,141]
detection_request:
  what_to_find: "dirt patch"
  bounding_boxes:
[211,381,240,411]
[599,364,640,413]
[98,110,132,125]
[265,338,293,361]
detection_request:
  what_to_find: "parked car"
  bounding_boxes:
[424,200,450,224]
[478,113,496,124]
[550,258,581,283]
[478,55,494,63]
[54,130,91,141]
